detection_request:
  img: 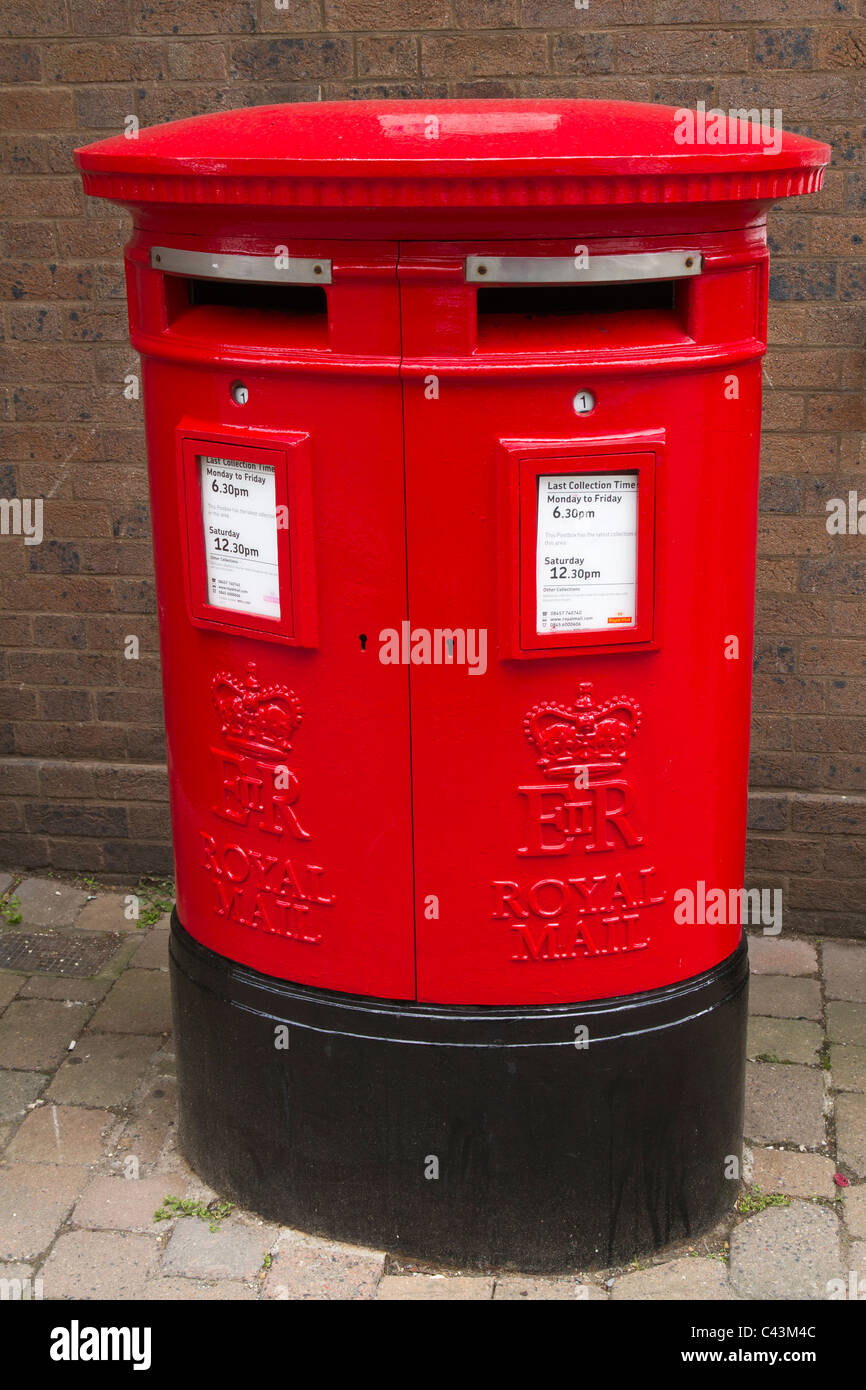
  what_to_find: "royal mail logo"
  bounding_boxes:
[202,661,333,945]
[211,661,303,760]
[524,681,642,781]
[490,682,663,964]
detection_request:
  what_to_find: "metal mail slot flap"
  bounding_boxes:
[151,247,333,285]
[465,251,702,285]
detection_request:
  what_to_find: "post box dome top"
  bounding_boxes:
[75,99,829,211]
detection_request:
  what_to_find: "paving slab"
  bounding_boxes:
[377,1275,494,1300]
[14,878,87,929]
[749,1147,837,1199]
[612,1256,735,1300]
[47,1034,161,1108]
[76,894,134,933]
[6,1104,114,1166]
[162,1217,280,1281]
[73,1175,185,1234]
[0,998,92,1071]
[744,1062,826,1147]
[0,1163,88,1261]
[827,1002,866,1047]
[836,1094,866,1177]
[40,1229,158,1299]
[0,873,13,896]
[493,1276,606,1300]
[830,1045,866,1092]
[841,1185,866,1239]
[139,1276,257,1300]
[749,975,822,1020]
[262,1231,384,1300]
[130,930,169,970]
[115,1076,178,1166]
[729,1201,842,1301]
[822,942,866,1002]
[88,970,172,1035]
[748,936,817,977]
[18,975,111,1002]
[747,1016,822,1064]
[0,1069,48,1122]
[0,1263,39,1299]
[0,973,24,1010]
[150,1043,175,1076]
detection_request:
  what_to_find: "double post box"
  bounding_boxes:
[76,101,829,1269]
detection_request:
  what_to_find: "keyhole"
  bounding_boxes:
[359,633,367,651]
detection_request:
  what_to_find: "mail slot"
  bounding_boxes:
[76,100,830,1271]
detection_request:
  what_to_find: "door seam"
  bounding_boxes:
[395,242,419,1000]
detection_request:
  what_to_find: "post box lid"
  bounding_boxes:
[75,99,829,211]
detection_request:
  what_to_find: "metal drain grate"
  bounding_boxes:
[0,932,123,977]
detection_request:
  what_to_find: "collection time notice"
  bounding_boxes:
[536,471,639,634]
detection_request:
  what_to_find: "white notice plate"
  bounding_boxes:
[536,471,638,634]
[199,456,281,619]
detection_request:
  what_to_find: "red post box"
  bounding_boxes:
[76,101,829,1270]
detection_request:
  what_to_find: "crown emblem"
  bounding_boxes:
[211,662,303,761]
[524,682,642,780]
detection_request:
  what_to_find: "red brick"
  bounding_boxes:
[764,348,841,390]
[69,0,131,33]
[718,74,853,120]
[55,218,129,258]
[762,391,806,431]
[166,42,229,79]
[14,722,127,760]
[722,0,854,16]
[522,0,648,20]
[421,33,548,77]
[2,178,82,218]
[757,517,833,557]
[357,37,419,78]
[617,30,750,73]
[551,33,614,74]
[75,87,137,131]
[752,676,825,713]
[0,222,58,259]
[132,0,256,34]
[38,690,93,722]
[230,37,354,80]
[753,28,815,70]
[455,0,520,24]
[761,435,838,474]
[44,41,168,82]
[0,42,41,82]
[325,0,450,26]
[256,0,323,33]
[0,1,69,35]
[0,263,94,301]
[817,28,866,70]
[0,89,77,130]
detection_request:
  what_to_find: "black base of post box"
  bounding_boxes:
[170,914,748,1272]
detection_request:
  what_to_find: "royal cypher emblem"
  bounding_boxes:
[203,662,333,945]
[524,681,642,780]
[211,661,303,761]
[500,682,660,964]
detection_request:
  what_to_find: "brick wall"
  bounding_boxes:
[0,1,864,925]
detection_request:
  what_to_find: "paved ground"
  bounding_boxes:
[0,872,864,1301]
